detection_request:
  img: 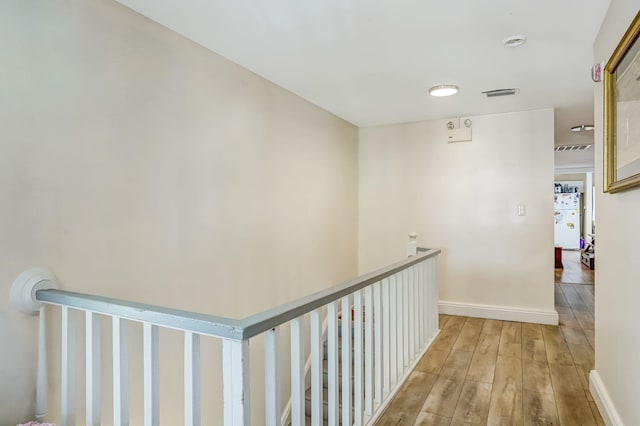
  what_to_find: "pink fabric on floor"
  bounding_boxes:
[17,422,55,426]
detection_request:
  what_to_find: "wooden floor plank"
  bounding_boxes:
[560,284,584,306]
[431,317,466,352]
[415,347,450,375]
[375,410,418,425]
[498,322,522,358]
[450,381,492,425]
[421,375,465,418]
[523,390,559,426]
[414,412,452,425]
[584,328,595,349]
[522,323,547,362]
[574,363,594,401]
[561,325,589,345]
[568,343,595,366]
[589,400,605,426]
[452,318,484,352]
[541,326,574,366]
[573,310,595,331]
[556,306,580,329]
[383,371,437,414]
[439,314,452,328]
[440,350,473,379]
[482,319,504,335]
[554,392,596,426]
[487,356,523,426]
[574,285,595,311]
[466,334,500,384]
[548,363,584,396]
[554,285,569,307]
[523,358,553,395]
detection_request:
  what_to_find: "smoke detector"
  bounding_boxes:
[482,88,518,98]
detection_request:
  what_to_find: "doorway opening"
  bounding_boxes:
[554,172,595,286]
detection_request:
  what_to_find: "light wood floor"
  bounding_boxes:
[555,250,594,285]
[376,283,600,425]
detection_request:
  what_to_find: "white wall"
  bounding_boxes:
[0,0,358,424]
[359,109,556,321]
[592,1,640,424]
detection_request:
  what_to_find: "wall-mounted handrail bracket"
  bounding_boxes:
[10,268,59,315]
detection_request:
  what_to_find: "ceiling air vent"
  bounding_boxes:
[554,144,592,152]
[482,88,518,97]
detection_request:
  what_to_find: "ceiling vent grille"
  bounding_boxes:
[554,144,592,152]
[482,88,518,97]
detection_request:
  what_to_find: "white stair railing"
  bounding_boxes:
[12,240,441,426]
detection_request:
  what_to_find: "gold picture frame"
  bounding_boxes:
[604,11,640,193]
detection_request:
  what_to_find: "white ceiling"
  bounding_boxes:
[116,0,610,156]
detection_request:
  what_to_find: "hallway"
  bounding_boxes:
[555,249,594,285]
[376,283,600,425]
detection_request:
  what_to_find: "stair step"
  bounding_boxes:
[302,386,356,422]
[302,414,329,426]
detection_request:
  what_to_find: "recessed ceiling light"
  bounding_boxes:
[502,35,527,48]
[429,85,459,97]
[571,124,595,132]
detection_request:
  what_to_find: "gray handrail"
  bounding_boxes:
[36,248,440,341]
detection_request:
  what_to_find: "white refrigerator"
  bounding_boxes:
[554,193,581,249]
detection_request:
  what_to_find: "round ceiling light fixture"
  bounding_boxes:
[571,124,595,132]
[429,85,459,97]
[502,35,527,48]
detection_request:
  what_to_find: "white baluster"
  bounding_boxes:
[86,311,101,426]
[418,261,425,346]
[223,339,250,426]
[291,318,305,425]
[341,295,352,426]
[409,267,415,361]
[310,310,323,426]
[382,278,390,396]
[413,265,419,357]
[113,317,129,426]
[426,260,432,338]
[184,332,201,426]
[414,264,421,348]
[143,323,159,426]
[61,306,76,426]
[373,281,382,406]
[389,276,398,387]
[353,291,364,425]
[327,302,339,424]
[402,269,409,369]
[423,260,429,343]
[434,257,440,335]
[36,307,47,422]
[364,286,373,416]
[264,327,281,426]
[396,273,404,379]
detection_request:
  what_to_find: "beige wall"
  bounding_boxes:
[0,0,358,424]
[359,110,555,319]
[593,1,640,423]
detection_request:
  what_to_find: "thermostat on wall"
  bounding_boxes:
[447,127,472,143]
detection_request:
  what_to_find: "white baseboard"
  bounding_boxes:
[439,301,559,325]
[590,370,624,426]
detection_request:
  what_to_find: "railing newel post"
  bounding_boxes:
[406,232,418,257]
